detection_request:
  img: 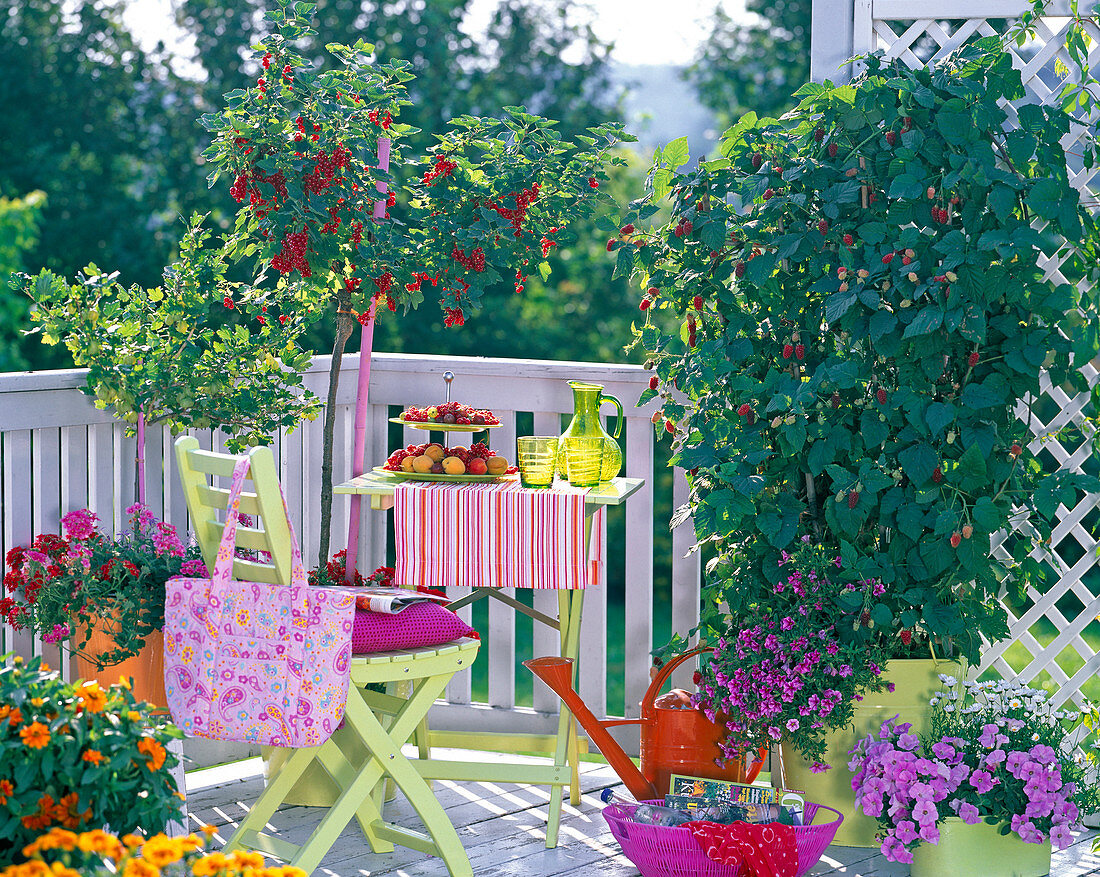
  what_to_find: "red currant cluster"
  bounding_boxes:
[443,307,465,327]
[402,402,499,426]
[271,230,311,277]
[304,154,333,195]
[367,109,393,129]
[451,246,486,273]
[423,154,458,186]
[485,184,541,236]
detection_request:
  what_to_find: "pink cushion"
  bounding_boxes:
[351,603,477,654]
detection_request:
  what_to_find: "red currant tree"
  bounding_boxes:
[202,0,630,564]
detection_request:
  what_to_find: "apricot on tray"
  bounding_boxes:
[442,456,466,475]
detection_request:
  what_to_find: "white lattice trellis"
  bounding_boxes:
[813,0,1100,721]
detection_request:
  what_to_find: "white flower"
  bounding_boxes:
[930,697,940,706]
[1010,699,1022,709]
[941,675,959,687]
[1032,733,1040,741]
[945,704,955,713]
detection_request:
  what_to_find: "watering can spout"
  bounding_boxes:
[524,656,659,801]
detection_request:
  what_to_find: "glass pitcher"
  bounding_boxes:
[559,381,623,482]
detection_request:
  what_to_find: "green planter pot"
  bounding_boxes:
[911,818,1052,877]
[781,658,961,847]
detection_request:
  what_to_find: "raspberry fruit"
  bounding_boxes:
[950,531,961,548]
[639,298,651,311]
[764,188,775,200]
[848,491,859,509]
[751,153,763,169]
[693,295,704,311]
[1010,443,1022,458]
[621,223,635,235]
[885,131,896,146]
[882,253,894,265]
[735,262,745,279]
[843,234,854,246]
[818,219,829,235]
[932,466,943,483]
[665,419,675,434]
[828,143,838,158]
[962,525,974,539]
[814,127,825,142]
[899,629,912,646]
[606,239,617,252]
[794,344,805,361]
[782,344,794,359]
[876,388,887,405]
[968,351,980,367]
[737,403,752,417]
[649,376,658,390]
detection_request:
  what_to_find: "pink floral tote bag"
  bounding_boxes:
[163,457,356,747]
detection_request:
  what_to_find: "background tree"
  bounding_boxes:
[685,0,810,128]
[0,190,48,371]
[0,0,214,289]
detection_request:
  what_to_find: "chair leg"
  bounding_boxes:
[225,745,316,853]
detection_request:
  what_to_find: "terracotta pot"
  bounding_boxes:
[781,657,962,847]
[73,621,166,709]
[911,817,1052,877]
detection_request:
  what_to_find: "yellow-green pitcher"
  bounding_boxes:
[559,381,623,482]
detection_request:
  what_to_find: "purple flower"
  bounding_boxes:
[1049,824,1075,850]
[954,801,981,825]
[931,741,956,761]
[780,616,794,631]
[786,718,800,732]
[894,820,918,843]
[24,550,50,566]
[898,733,920,751]
[978,723,999,748]
[43,623,70,644]
[970,769,997,794]
[1030,744,1057,766]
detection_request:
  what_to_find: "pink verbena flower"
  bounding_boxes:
[61,509,99,541]
[180,559,208,577]
[43,622,70,644]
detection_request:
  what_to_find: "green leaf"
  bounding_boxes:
[899,443,938,484]
[972,497,1001,531]
[902,307,943,338]
[663,136,690,170]
[825,290,858,323]
[956,443,988,491]
[613,245,635,280]
[808,439,833,476]
[925,402,955,436]
[960,382,1003,409]
[869,309,897,341]
[988,184,1017,220]
[1026,178,1064,220]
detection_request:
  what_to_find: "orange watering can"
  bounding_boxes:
[525,647,766,801]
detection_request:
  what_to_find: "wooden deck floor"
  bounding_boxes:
[184,751,1100,876]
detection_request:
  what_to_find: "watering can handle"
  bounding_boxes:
[641,645,711,716]
[600,393,624,439]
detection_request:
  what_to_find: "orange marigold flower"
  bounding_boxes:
[127,711,141,722]
[122,834,145,849]
[20,721,50,749]
[78,828,124,858]
[0,778,13,804]
[136,737,167,771]
[82,749,104,765]
[200,824,218,837]
[140,835,188,867]
[76,681,108,713]
[29,697,45,707]
[230,851,265,869]
[7,707,23,726]
[22,827,79,854]
[192,852,229,876]
[122,859,160,877]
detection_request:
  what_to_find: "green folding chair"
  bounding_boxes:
[175,436,480,876]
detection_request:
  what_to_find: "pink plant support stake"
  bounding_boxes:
[345,137,391,582]
[136,408,146,506]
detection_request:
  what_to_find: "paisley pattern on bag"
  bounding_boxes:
[163,456,356,748]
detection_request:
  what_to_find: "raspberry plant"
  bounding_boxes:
[625,38,1100,664]
[201,0,629,563]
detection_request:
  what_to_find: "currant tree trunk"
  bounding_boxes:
[318,305,357,569]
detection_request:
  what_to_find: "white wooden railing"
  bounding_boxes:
[0,354,700,759]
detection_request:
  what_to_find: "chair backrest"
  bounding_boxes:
[174,436,296,586]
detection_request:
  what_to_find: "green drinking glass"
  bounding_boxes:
[517,436,559,488]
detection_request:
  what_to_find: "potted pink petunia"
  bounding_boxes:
[850,676,1098,876]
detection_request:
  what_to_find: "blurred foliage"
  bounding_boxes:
[0,190,51,371]
[685,0,810,128]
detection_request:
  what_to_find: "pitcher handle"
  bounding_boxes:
[600,393,624,439]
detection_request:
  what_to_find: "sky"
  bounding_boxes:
[121,0,750,68]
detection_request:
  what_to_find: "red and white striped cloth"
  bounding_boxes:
[393,482,604,590]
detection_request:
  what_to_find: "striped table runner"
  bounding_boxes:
[393,482,604,590]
